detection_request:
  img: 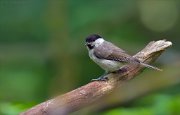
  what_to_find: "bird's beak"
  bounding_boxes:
[85,43,89,46]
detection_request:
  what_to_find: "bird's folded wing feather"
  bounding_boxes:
[94,41,139,64]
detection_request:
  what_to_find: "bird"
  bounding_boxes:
[85,34,162,81]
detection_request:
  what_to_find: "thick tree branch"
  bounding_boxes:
[21,40,172,115]
[92,65,180,113]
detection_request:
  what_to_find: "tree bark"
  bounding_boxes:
[20,40,172,115]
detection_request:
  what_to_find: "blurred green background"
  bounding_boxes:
[0,0,180,115]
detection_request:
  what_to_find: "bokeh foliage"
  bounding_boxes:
[0,0,180,115]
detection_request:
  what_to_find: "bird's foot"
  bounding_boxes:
[91,74,109,81]
[112,67,128,74]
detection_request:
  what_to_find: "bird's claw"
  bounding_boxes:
[91,76,109,81]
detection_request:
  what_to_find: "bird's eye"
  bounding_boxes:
[87,44,94,49]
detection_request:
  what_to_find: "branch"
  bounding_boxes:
[20,40,172,115]
[93,65,180,113]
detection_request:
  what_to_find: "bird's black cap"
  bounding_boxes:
[85,34,102,43]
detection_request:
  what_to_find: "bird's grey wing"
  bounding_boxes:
[105,41,126,53]
[94,41,139,64]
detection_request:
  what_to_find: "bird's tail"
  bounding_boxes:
[140,62,162,71]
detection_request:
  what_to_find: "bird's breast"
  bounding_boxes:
[89,50,123,72]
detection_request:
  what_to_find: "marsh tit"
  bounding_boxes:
[85,34,161,81]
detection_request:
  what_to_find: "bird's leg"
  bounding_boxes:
[91,72,109,81]
[91,67,129,81]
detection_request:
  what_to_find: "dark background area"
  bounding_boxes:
[0,0,180,115]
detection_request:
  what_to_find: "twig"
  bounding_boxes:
[20,40,172,115]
